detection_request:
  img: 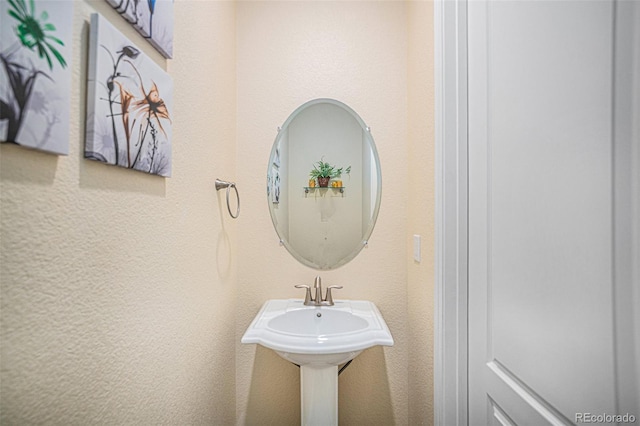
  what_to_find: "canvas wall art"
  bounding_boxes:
[86,13,173,177]
[271,168,280,204]
[105,0,174,59]
[0,0,73,155]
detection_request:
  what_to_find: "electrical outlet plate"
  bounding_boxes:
[413,234,421,263]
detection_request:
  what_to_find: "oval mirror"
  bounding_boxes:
[267,99,382,270]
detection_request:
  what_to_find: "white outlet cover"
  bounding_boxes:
[413,234,421,263]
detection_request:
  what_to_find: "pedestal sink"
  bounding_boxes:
[241,299,394,425]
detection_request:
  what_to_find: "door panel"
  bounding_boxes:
[468,1,617,424]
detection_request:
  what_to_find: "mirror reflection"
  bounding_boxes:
[267,99,382,270]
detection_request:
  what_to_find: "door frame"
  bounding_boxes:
[434,0,639,424]
[434,0,469,425]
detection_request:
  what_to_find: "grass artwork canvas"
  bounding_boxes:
[85,13,173,177]
[0,0,73,155]
[105,0,174,59]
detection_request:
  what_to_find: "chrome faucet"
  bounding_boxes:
[295,276,343,306]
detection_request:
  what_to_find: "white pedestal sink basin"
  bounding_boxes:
[241,299,393,425]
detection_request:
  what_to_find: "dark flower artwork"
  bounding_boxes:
[105,0,174,59]
[85,13,173,177]
[0,0,73,154]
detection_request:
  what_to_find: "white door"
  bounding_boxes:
[467,1,639,425]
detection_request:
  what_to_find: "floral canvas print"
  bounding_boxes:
[271,168,280,204]
[85,13,173,177]
[0,0,73,155]
[105,0,174,59]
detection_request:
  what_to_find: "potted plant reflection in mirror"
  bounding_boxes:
[309,158,351,188]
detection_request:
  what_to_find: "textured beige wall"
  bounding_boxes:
[0,1,237,424]
[408,1,435,424]
[235,1,413,424]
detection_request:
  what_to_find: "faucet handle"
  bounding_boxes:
[294,284,313,304]
[324,285,343,305]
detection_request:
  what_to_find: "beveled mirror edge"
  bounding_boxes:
[266,98,383,270]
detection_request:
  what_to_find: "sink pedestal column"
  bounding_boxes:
[300,365,338,426]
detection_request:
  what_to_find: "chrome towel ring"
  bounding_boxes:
[215,179,240,219]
